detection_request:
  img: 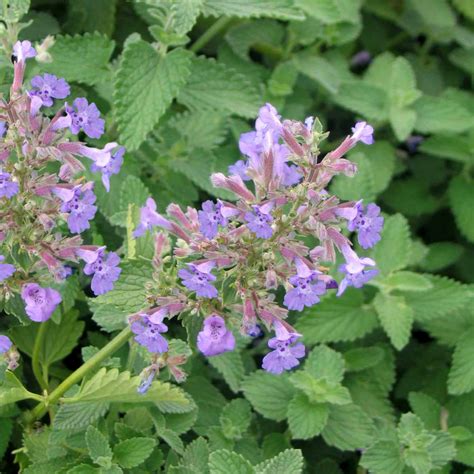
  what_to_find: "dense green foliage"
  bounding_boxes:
[0,0,473,472]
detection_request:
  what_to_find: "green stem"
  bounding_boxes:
[190,17,233,53]
[32,323,48,392]
[27,327,133,422]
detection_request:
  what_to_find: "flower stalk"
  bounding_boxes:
[27,326,133,422]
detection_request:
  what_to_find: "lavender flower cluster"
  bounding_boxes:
[129,103,383,387]
[0,41,124,352]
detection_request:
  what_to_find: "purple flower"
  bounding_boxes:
[228,160,250,181]
[262,334,305,374]
[198,200,231,239]
[337,245,378,296]
[90,145,124,192]
[347,202,384,249]
[54,186,97,234]
[256,103,282,140]
[134,198,171,237]
[12,41,36,63]
[282,164,302,186]
[0,256,15,281]
[29,74,70,108]
[305,116,314,131]
[197,314,235,356]
[0,171,19,198]
[66,98,105,139]
[131,312,168,353]
[351,121,374,145]
[76,247,121,296]
[0,335,12,353]
[245,202,274,239]
[284,259,326,311]
[178,261,218,298]
[0,122,6,138]
[21,283,62,322]
[239,131,262,161]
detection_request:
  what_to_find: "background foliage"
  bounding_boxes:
[1,0,474,472]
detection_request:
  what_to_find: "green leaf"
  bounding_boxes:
[449,175,474,243]
[403,448,432,474]
[178,437,209,473]
[220,399,252,440]
[293,54,340,94]
[66,0,117,36]
[208,349,245,393]
[113,437,156,468]
[287,393,329,439]
[452,0,474,19]
[408,392,441,430]
[10,310,84,367]
[94,260,151,313]
[208,449,255,474]
[344,347,384,372]
[109,175,150,228]
[373,213,412,275]
[255,449,303,474]
[388,57,421,107]
[428,431,456,469]
[53,402,109,431]
[360,440,404,474]
[402,275,472,322]
[115,41,192,150]
[202,0,304,20]
[333,81,388,122]
[374,293,414,350]
[295,290,378,344]
[321,404,375,450]
[410,0,456,38]
[41,33,114,85]
[296,0,360,24]
[65,368,193,411]
[226,19,285,60]
[177,57,262,118]
[304,345,345,383]
[331,152,375,201]
[389,106,416,142]
[414,96,474,133]
[86,426,112,467]
[419,134,474,164]
[0,418,12,460]
[290,372,351,405]
[0,371,41,406]
[170,0,203,35]
[90,302,127,333]
[0,0,30,22]
[381,271,433,292]
[241,371,296,421]
[448,327,474,395]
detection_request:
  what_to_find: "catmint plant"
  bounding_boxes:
[0,40,124,336]
[129,102,383,390]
